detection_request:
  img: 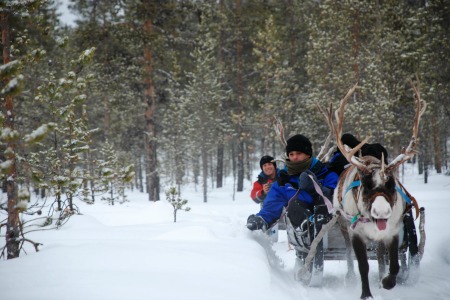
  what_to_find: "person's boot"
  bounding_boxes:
[313,204,331,225]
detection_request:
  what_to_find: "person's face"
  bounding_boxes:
[262,163,275,177]
[288,151,310,162]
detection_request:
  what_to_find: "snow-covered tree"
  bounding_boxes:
[98,141,135,205]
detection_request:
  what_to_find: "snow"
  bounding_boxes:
[1,166,450,300]
[24,123,56,143]
[1,75,23,95]
[0,160,13,172]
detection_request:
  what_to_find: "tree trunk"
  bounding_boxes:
[175,145,184,187]
[103,96,110,140]
[138,156,143,193]
[237,139,244,191]
[87,151,96,203]
[143,16,159,201]
[68,122,74,211]
[424,142,430,184]
[231,143,237,201]
[209,152,214,189]
[216,144,224,188]
[216,0,225,189]
[236,0,244,192]
[246,142,251,181]
[202,143,208,203]
[2,11,20,259]
[424,164,428,184]
[418,154,423,175]
[193,156,199,189]
[432,115,442,173]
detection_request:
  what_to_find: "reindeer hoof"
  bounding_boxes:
[381,274,397,290]
[360,292,373,299]
[345,271,357,285]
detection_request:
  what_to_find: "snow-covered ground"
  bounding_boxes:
[1,165,450,300]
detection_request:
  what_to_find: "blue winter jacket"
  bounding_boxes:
[256,157,338,225]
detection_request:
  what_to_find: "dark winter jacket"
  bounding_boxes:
[326,150,348,176]
[256,157,338,225]
[250,169,280,204]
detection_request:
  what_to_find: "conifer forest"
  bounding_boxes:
[0,0,449,258]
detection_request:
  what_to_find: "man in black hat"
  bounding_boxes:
[246,134,338,232]
[250,155,280,206]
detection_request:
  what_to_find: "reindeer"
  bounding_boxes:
[327,82,426,299]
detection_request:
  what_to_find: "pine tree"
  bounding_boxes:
[174,30,228,202]
[98,141,135,205]
[0,0,64,258]
[249,15,302,156]
[304,1,416,155]
[28,48,96,215]
[165,187,190,223]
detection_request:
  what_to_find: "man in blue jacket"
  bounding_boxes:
[246,134,338,231]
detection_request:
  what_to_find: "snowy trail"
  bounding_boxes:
[1,171,450,300]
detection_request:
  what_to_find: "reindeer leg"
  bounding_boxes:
[352,235,372,299]
[377,241,387,280]
[338,215,356,282]
[381,235,400,290]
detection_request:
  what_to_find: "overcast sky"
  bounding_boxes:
[57,0,77,27]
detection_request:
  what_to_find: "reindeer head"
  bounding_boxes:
[321,81,426,231]
[355,156,398,230]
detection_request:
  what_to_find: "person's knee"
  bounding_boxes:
[287,200,311,228]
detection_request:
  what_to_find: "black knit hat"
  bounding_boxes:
[341,133,388,163]
[259,155,276,170]
[341,133,361,149]
[285,134,313,156]
[363,143,388,164]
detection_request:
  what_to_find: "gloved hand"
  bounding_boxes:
[246,214,267,231]
[299,170,318,194]
[299,170,332,206]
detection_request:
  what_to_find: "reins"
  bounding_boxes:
[395,180,420,219]
[337,165,359,204]
[306,173,356,224]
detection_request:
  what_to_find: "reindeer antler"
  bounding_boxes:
[386,79,427,171]
[332,84,372,172]
[274,116,287,147]
[316,103,335,162]
[317,84,370,171]
[274,116,288,161]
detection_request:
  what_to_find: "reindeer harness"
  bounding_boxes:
[332,163,420,230]
[337,168,420,222]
